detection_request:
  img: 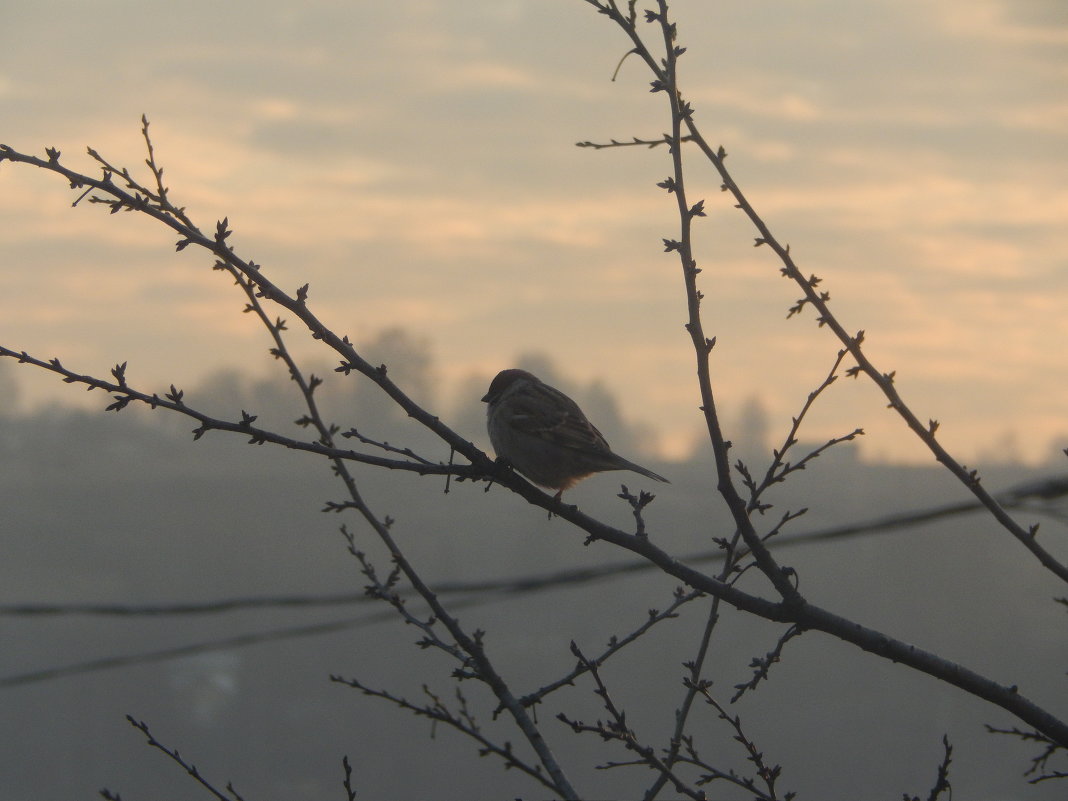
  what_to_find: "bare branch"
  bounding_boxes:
[518,585,703,710]
[902,735,953,801]
[557,643,707,800]
[329,679,558,792]
[679,682,794,800]
[123,716,245,801]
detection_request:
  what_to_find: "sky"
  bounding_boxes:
[1,0,1066,465]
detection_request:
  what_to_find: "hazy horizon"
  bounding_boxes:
[2,377,1066,799]
[2,0,1066,465]
[2,341,1065,471]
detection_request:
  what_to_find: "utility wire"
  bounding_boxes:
[2,473,1065,687]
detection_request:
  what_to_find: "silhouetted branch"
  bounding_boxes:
[616,0,802,609]
[518,585,703,711]
[0,345,459,478]
[340,426,437,464]
[741,348,862,512]
[903,735,953,801]
[1,4,1066,797]
[0,142,493,479]
[645,527,747,799]
[348,542,467,665]
[4,472,1065,750]
[578,0,1068,755]
[0,130,579,792]
[575,134,693,149]
[7,468,1063,621]
[557,642,706,800]
[123,715,245,801]
[617,483,659,537]
[328,679,558,792]
[581,0,1068,586]
[3,137,1063,752]
[342,755,357,801]
[680,680,794,800]
[986,724,1068,783]
[730,625,803,703]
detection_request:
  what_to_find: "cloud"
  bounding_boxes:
[2,0,1065,465]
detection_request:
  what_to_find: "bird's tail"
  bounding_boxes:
[626,460,669,484]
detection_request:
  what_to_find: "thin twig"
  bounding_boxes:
[557,643,707,800]
[329,679,558,792]
[124,715,245,801]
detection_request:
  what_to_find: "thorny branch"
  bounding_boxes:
[111,716,245,801]
[583,0,1068,781]
[0,344,460,477]
[2,123,579,797]
[517,585,704,711]
[986,725,1068,783]
[739,348,863,514]
[342,756,357,801]
[584,0,1068,586]
[345,537,468,666]
[1,5,1066,797]
[575,134,693,149]
[903,735,954,801]
[730,625,803,703]
[558,643,707,800]
[1,113,1066,755]
[327,679,559,792]
[678,681,793,800]
[627,0,803,609]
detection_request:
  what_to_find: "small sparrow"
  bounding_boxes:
[481,368,669,496]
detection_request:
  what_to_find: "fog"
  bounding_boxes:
[1,356,1066,800]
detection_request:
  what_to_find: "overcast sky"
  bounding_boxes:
[1,0,1066,465]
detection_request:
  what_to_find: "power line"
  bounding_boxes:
[2,473,1065,687]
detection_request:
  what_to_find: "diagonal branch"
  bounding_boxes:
[583,1,1068,587]
[329,679,559,792]
[0,345,460,478]
[1,135,579,798]
[4,106,1066,756]
[121,716,245,801]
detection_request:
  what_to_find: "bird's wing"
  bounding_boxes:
[507,383,612,453]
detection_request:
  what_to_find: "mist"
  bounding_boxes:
[1,346,1065,799]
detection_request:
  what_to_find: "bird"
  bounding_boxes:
[481,368,669,497]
